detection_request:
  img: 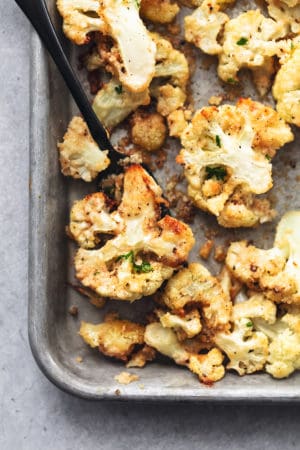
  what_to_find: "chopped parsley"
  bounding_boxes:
[236,37,248,46]
[227,77,238,84]
[216,135,221,148]
[246,321,253,328]
[265,154,271,161]
[291,42,295,50]
[205,166,227,181]
[117,251,153,273]
[115,85,123,94]
[135,0,141,7]
[103,185,115,197]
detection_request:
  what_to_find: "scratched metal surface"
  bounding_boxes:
[28,0,300,400]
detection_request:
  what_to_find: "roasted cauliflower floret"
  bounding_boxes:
[184,0,230,55]
[215,317,269,375]
[126,345,156,368]
[80,316,144,361]
[217,10,285,94]
[226,211,300,304]
[140,0,180,23]
[57,0,105,45]
[177,98,293,227]
[93,78,150,130]
[233,294,277,324]
[69,192,117,249]
[98,0,156,92]
[254,312,300,378]
[267,0,300,34]
[73,165,194,301]
[57,117,110,182]
[157,308,202,339]
[131,111,167,151]
[161,263,232,332]
[145,322,225,383]
[273,45,300,126]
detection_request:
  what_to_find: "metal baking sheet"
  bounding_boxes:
[28,1,300,401]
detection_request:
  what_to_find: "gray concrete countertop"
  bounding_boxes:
[1,2,300,449]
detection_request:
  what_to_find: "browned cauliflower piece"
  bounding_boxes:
[267,0,300,35]
[72,165,194,301]
[156,307,202,339]
[80,316,144,361]
[226,211,300,304]
[126,345,156,368]
[144,322,225,383]
[131,111,167,151]
[161,263,232,332]
[140,0,180,24]
[177,98,293,228]
[57,117,110,182]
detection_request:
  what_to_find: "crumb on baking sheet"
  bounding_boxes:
[208,95,223,106]
[114,372,139,385]
[69,305,78,317]
[214,245,227,263]
[115,389,121,396]
[199,239,214,260]
[76,356,83,363]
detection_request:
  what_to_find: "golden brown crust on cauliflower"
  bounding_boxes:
[126,345,156,368]
[56,0,105,45]
[177,98,293,228]
[131,112,167,151]
[80,317,144,361]
[273,45,300,127]
[161,263,232,332]
[73,165,194,301]
[226,211,300,304]
[144,322,225,383]
[156,307,202,339]
[57,117,110,182]
[140,0,180,24]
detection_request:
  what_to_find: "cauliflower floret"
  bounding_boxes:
[184,0,230,55]
[273,45,300,126]
[140,0,180,23]
[98,0,156,92]
[69,192,118,249]
[233,294,277,324]
[177,98,293,227]
[167,109,189,138]
[93,78,150,130]
[215,317,269,375]
[126,345,156,368]
[80,316,144,361]
[56,0,105,45]
[57,117,110,182]
[131,111,167,151]
[267,0,300,34]
[145,322,225,383]
[157,308,202,339]
[161,263,232,332]
[217,10,286,94]
[226,211,300,304]
[254,312,300,378]
[73,164,194,301]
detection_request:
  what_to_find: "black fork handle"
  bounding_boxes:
[15,0,116,154]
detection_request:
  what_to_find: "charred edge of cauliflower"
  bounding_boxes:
[57,117,110,182]
[144,322,225,383]
[215,317,269,375]
[140,0,180,24]
[177,98,293,227]
[74,164,194,301]
[254,312,300,378]
[226,211,300,304]
[161,263,232,333]
[80,317,145,361]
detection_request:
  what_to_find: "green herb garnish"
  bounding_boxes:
[236,37,248,46]
[246,321,253,327]
[265,154,271,161]
[227,77,238,84]
[291,42,295,50]
[206,166,227,181]
[135,0,141,7]
[216,135,221,148]
[115,85,123,94]
[117,251,153,273]
[103,185,115,197]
